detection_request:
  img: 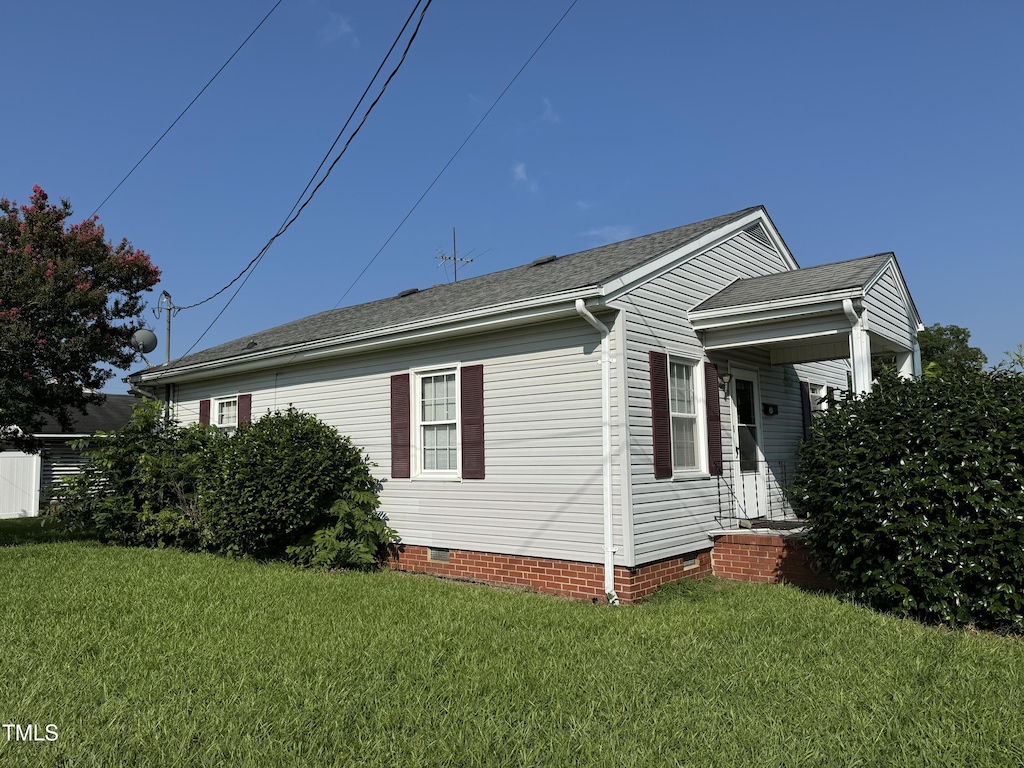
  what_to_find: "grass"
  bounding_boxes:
[1,537,1023,766]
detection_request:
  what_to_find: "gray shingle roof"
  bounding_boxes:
[691,253,893,313]
[142,206,761,375]
[38,394,139,435]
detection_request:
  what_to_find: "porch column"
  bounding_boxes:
[849,321,873,394]
[896,349,914,379]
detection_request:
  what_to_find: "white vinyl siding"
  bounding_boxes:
[40,441,89,503]
[863,262,918,351]
[172,316,625,566]
[613,228,847,565]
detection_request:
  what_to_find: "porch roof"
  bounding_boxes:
[691,253,891,313]
[691,252,922,385]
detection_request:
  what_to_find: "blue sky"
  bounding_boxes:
[6,1,1023,390]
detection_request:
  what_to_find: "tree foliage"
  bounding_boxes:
[917,323,987,377]
[793,369,1024,630]
[0,186,160,450]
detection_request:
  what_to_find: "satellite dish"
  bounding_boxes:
[131,329,158,354]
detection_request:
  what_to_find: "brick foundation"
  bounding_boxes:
[710,531,837,591]
[387,544,712,604]
[387,532,833,604]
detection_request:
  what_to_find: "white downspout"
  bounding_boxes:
[575,299,618,605]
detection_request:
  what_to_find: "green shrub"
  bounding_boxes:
[199,407,391,562]
[792,368,1024,630]
[54,403,395,568]
[53,400,222,548]
[287,498,398,570]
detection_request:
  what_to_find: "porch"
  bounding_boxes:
[691,252,923,398]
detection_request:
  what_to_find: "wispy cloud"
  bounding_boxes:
[539,97,560,124]
[575,200,593,211]
[319,11,358,45]
[513,161,538,193]
[581,225,633,244]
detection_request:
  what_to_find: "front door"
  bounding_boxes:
[730,367,766,519]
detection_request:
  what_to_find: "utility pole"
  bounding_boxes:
[153,290,175,423]
[435,227,474,282]
[154,290,174,364]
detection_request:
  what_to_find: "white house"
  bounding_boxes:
[130,207,922,602]
[0,394,138,518]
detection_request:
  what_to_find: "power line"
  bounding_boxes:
[91,0,284,217]
[175,0,428,315]
[175,0,433,360]
[331,0,580,310]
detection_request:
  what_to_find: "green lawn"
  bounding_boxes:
[1,529,1023,766]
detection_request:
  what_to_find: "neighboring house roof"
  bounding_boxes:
[691,253,893,312]
[36,394,139,436]
[136,207,763,379]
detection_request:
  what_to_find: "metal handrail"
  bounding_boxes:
[716,458,797,527]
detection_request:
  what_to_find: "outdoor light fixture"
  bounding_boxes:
[719,372,733,390]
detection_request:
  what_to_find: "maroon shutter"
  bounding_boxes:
[237,394,252,425]
[649,351,672,479]
[704,363,723,476]
[460,364,485,479]
[391,374,411,478]
[800,381,812,441]
[199,399,211,426]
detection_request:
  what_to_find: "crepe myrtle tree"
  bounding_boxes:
[0,186,160,450]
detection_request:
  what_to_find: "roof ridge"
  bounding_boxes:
[135,206,765,376]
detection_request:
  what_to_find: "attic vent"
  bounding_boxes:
[396,288,420,298]
[428,547,450,563]
[744,223,772,248]
[530,254,558,266]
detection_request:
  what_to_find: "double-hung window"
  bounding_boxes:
[420,371,458,472]
[198,394,251,433]
[668,359,700,472]
[215,397,238,432]
[650,352,715,479]
[391,364,483,481]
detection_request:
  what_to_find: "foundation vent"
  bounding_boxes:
[428,547,451,563]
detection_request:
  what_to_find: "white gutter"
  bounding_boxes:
[689,290,866,327]
[574,299,618,605]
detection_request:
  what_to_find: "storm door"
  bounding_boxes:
[730,367,766,519]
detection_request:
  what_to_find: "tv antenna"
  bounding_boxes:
[435,227,475,282]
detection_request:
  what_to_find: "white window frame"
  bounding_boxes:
[667,356,707,477]
[412,366,461,480]
[213,396,239,433]
[809,382,829,412]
